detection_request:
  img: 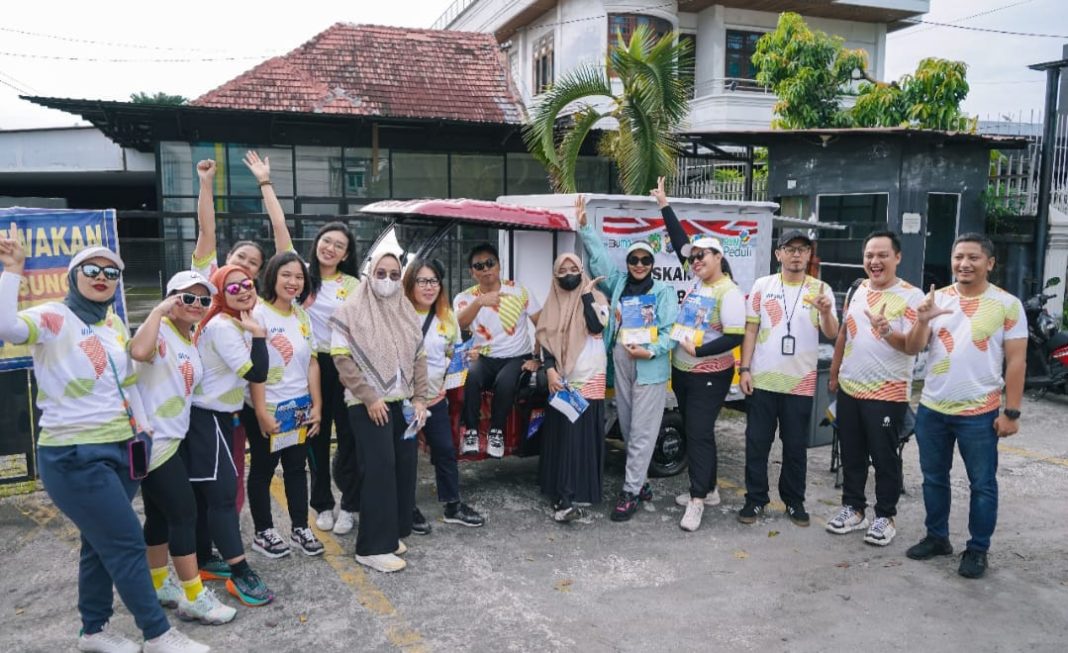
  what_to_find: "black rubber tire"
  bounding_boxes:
[647,411,687,478]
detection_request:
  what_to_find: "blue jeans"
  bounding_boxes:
[915,406,999,552]
[424,398,461,504]
[38,442,170,640]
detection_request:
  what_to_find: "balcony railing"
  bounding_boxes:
[692,77,772,98]
[431,0,480,30]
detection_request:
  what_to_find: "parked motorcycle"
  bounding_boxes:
[1024,277,1068,396]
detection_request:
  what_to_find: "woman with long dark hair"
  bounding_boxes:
[402,258,485,532]
[0,232,209,653]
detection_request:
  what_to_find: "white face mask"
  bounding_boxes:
[372,277,400,298]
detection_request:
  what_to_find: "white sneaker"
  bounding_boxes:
[315,510,335,531]
[333,510,356,535]
[825,505,869,535]
[156,575,182,609]
[864,517,897,546]
[395,540,408,556]
[461,429,479,455]
[679,498,705,532]
[675,487,721,507]
[77,623,140,653]
[177,587,237,625]
[142,627,210,653]
[487,428,505,458]
[355,553,406,573]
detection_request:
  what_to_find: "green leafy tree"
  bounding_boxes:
[524,25,693,194]
[129,91,187,105]
[754,13,972,131]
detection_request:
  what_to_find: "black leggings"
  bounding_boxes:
[462,355,526,431]
[183,407,245,564]
[243,404,309,532]
[673,366,734,499]
[309,352,359,513]
[142,450,197,557]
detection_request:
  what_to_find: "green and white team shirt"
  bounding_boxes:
[418,308,461,405]
[253,301,316,409]
[453,280,541,359]
[920,283,1026,416]
[746,274,835,397]
[672,275,746,374]
[193,314,253,413]
[18,304,136,446]
[306,273,358,354]
[839,279,924,403]
[191,250,218,281]
[137,318,203,471]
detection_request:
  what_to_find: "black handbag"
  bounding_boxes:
[515,364,549,409]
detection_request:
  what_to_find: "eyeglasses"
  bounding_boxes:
[178,293,212,307]
[687,250,711,264]
[627,255,653,266]
[79,263,121,281]
[374,269,402,281]
[224,279,255,295]
[781,245,811,256]
[470,258,496,271]
[415,277,441,288]
[319,236,348,252]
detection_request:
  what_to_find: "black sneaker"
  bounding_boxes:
[411,507,432,535]
[637,482,653,503]
[737,501,766,524]
[611,491,639,522]
[906,535,954,560]
[958,549,988,579]
[786,504,810,527]
[290,527,324,556]
[443,502,485,527]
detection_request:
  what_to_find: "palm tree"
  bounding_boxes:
[524,25,693,195]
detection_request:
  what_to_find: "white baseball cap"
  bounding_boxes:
[69,246,125,272]
[166,270,217,296]
[680,236,724,258]
[625,241,655,257]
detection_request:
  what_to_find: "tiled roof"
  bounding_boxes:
[192,23,524,124]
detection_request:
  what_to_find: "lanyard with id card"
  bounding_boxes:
[779,275,804,357]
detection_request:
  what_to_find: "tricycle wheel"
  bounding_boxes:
[648,411,687,478]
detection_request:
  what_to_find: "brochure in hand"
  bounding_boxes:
[444,340,473,390]
[670,295,717,347]
[548,384,589,424]
[618,294,658,345]
[270,394,312,453]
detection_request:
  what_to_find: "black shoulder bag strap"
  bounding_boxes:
[421,311,436,338]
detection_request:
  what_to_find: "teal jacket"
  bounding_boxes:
[579,225,678,386]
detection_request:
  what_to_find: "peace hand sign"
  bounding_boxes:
[649,176,668,208]
[575,195,588,228]
[916,284,954,324]
[0,222,26,273]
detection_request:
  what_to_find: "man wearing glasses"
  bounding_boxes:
[738,230,838,527]
[454,243,542,458]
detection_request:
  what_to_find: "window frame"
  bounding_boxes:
[724,28,766,92]
[533,33,554,95]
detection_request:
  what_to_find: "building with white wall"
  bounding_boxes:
[435,0,930,131]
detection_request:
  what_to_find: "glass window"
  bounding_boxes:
[574,157,611,193]
[226,145,295,197]
[162,197,195,212]
[345,148,391,198]
[725,29,765,90]
[679,33,696,98]
[533,33,554,94]
[506,153,553,195]
[297,201,343,215]
[816,193,889,294]
[451,154,504,199]
[295,146,344,197]
[392,152,448,199]
[225,197,295,215]
[160,142,224,197]
[608,14,673,46]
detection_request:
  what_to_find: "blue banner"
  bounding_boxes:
[0,208,126,372]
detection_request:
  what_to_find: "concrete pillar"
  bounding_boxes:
[1044,204,1068,319]
[694,6,723,97]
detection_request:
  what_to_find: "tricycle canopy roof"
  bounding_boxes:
[360,199,572,231]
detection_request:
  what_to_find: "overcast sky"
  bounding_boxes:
[0,0,1062,130]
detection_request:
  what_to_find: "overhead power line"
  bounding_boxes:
[0,25,259,53]
[0,50,269,64]
[891,0,1038,39]
[898,17,1067,39]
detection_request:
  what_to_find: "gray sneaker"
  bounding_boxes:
[826,505,869,534]
[864,517,896,546]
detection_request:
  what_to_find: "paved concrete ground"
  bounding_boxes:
[2,394,1067,653]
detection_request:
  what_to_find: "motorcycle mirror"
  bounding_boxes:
[1046,277,1061,288]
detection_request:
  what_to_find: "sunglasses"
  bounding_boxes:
[470,258,496,271]
[178,293,212,308]
[224,279,255,295]
[80,263,121,281]
[627,255,653,267]
[374,270,402,281]
[687,250,712,264]
[415,277,441,288]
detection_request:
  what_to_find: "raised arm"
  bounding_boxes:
[129,296,181,363]
[0,223,29,344]
[575,195,622,289]
[193,160,218,270]
[904,285,952,356]
[650,176,689,267]
[243,150,292,254]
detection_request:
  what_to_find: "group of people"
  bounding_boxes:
[0,156,1027,651]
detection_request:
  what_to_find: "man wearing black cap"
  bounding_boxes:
[737,229,838,527]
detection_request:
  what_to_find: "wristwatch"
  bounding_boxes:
[738,366,751,374]
[1003,409,1021,420]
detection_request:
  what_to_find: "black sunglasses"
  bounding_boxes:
[627,255,653,267]
[178,293,212,308]
[687,250,713,264]
[471,258,496,271]
[80,263,121,281]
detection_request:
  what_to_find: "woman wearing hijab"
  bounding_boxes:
[536,252,610,523]
[574,196,679,522]
[187,264,275,607]
[0,230,209,653]
[331,252,429,573]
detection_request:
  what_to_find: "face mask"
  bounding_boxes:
[372,278,400,298]
[557,274,582,291]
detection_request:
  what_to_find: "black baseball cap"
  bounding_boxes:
[777,229,814,249]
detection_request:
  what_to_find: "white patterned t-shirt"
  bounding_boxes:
[252,301,316,408]
[137,318,203,471]
[193,315,253,413]
[305,273,358,354]
[453,280,541,359]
